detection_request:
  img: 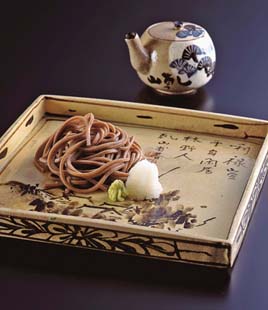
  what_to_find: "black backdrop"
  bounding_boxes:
[1,1,268,309]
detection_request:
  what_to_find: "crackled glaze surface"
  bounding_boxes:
[126,21,216,94]
[0,117,261,240]
[0,215,230,267]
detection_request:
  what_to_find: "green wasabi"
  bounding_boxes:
[108,180,128,202]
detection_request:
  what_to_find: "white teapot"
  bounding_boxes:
[125,21,216,95]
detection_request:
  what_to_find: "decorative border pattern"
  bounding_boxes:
[0,216,229,267]
[235,152,268,243]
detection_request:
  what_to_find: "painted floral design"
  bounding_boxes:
[182,44,204,63]
[169,58,197,78]
[1,181,216,234]
[235,152,268,243]
[197,56,216,77]
[147,42,214,89]
[123,191,197,230]
[176,24,204,39]
[168,44,215,85]
[0,215,229,267]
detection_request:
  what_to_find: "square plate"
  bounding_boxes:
[0,94,267,268]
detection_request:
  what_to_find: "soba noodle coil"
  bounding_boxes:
[34,113,144,194]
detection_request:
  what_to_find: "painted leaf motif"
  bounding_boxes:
[184,24,196,31]
[170,210,183,219]
[114,242,137,253]
[47,234,67,242]
[47,223,70,234]
[169,58,197,77]
[176,215,186,224]
[121,236,151,244]
[0,217,21,231]
[87,238,107,250]
[182,45,203,62]
[93,229,118,240]
[183,63,197,78]
[51,226,68,234]
[197,56,213,70]
[0,214,223,265]
[192,29,204,37]
[59,234,73,241]
[169,58,187,70]
[87,238,113,251]
[176,30,189,38]
[147,241,177,256]
[20,228,38,235]
[178,68,186,75]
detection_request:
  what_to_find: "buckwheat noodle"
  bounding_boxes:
[34,113,144,194]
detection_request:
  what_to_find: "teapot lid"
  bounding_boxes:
[147,21,206,41]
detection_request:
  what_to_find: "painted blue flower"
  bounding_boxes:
[176,24,204,39]
[176,30,189,38]
[184,24,196,31]
[169,58,197,78]
[192,28,204,37]
[183,63,197,78]
[170,58,187,72]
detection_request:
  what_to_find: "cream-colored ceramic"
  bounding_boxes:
[125,21,216,95]
[0,95,267,268]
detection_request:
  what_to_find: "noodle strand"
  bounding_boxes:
[34,113,144,193]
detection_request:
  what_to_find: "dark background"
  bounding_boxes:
[1,1,268,309]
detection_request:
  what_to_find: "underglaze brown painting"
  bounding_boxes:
[0,118,261,239]
[0,95,267,268]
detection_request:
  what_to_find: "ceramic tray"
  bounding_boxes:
[0,95,268,268]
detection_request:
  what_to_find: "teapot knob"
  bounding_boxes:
[173,21,183,29]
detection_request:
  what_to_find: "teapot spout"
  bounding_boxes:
[125,32,151,75]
